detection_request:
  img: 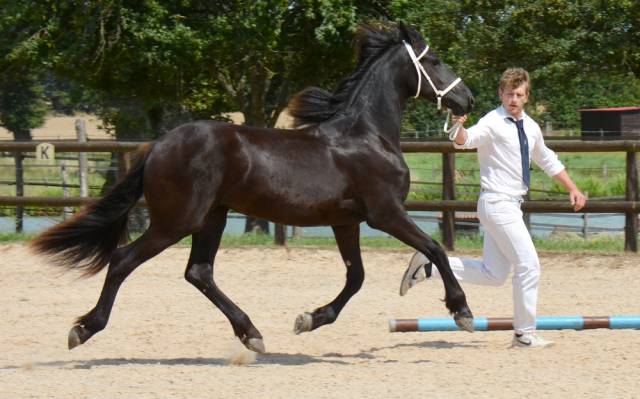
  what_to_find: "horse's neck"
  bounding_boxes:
[344,56,408,145]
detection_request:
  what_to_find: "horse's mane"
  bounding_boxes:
[287,23,405,127]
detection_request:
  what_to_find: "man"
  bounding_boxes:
[400,68,586,348]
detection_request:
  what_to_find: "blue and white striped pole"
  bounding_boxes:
[389,316,640,332]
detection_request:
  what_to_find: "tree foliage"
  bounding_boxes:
[0,0,390,138]
[0,0,47,139]
[0,0,638,138]
[394,0,640,132]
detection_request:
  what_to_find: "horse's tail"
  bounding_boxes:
[287,86,338,127]
[30,143,154,277]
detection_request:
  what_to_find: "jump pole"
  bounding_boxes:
[389,316,640,332]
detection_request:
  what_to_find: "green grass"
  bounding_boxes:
[0,232,36,242]
[0,151,633,254]
[0,153,111,198]
[1,152,627,202]
[2,231,627,254]
[404,152,627,201]
[533,233,624,252]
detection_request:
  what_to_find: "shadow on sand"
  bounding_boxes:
[2,339,483,369]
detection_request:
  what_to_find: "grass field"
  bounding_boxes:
[1,151,627,200]
[404,151,627,201]
[0,153,111,216]
[0,148,632,253]
[1,230,626,253]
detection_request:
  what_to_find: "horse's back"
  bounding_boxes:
[141,120,363,226]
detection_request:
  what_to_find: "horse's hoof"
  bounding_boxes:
[68,325,84,350]
[293,312,313,335]
[243,337,266,354]
[454,315,475,332]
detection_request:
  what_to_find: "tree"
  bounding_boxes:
[394,0,640,131]
[195,1,391,231]
[6,0,392,232]
[0,1,48,232]
[0,73,48,233]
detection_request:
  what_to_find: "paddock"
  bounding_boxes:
[1,244,638,398]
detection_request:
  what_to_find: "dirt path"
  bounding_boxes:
[1,244,638,398]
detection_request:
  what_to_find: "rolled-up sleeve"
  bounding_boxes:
[531,135,565,177]
[453,116,494,149]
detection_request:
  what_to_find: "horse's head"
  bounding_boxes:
[399,24,474,116]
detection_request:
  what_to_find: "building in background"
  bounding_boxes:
[580,106,640,139]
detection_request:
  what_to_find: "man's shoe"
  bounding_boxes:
[511,332,554,348]
[399,252,432,296]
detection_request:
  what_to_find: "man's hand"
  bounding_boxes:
[450,114,469,145]
[552,170,586,212]
[452,115,467,125]
[569,188,587,212]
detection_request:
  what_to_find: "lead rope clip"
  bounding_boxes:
[444,110,461,141]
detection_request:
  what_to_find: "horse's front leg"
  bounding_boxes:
[367,206,474,331]
[294,224,365,334]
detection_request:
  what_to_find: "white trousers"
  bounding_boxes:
[431,192,540,333]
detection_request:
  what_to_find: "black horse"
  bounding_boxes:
[31,23,475,353]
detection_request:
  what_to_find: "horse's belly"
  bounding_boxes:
[225,190,363,227]
[219,147,362,225]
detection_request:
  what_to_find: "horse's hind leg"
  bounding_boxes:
[294,224,365,334]
[184,207,265,353]
[68,227,181,349]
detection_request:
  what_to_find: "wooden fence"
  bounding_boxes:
[1,139,639,251]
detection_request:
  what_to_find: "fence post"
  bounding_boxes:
[117,152,128,182]
[582,192,590,239]
[61,161,73,220]
[274,224,287,245]
[582,213,589,239]
[14,152,24,233]
[75,119,89,198]
[625,152,638,252]
[442,152,456,250]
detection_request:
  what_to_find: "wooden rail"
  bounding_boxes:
[400,140,640,153]
[1,139,639,251]
[401,140,640,252]
[0,141,142,152]
[404,200,640,213]
[1,139,639,153]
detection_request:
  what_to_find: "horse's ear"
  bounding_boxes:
[398,22,424,46]
[398,22,412,43]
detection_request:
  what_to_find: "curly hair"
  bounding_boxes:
[499,68,530,94]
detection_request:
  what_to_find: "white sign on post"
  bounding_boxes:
[35,143,55,161]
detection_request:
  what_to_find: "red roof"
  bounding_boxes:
[579,106,640,112]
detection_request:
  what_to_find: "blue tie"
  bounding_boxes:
[509,118,530,188]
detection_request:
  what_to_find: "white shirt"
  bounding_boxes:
[454,106,565,196]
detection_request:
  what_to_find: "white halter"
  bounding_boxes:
[403,40,463,141]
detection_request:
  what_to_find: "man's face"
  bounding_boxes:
[499,83,529,119]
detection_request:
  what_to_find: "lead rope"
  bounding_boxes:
[443,110,462,141]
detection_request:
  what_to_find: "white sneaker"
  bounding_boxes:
[511,332,554,348]
[399,252,432,296]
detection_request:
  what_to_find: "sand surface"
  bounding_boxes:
[1,244,638,398]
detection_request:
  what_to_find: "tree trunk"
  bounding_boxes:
[14,152,24,233]
[243,67,271,235]
[12,129,31,233]
[101,102,152,234]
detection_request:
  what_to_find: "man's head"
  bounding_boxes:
[498,68,530,119]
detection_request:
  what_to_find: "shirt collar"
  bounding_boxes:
[498,105,527,122]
